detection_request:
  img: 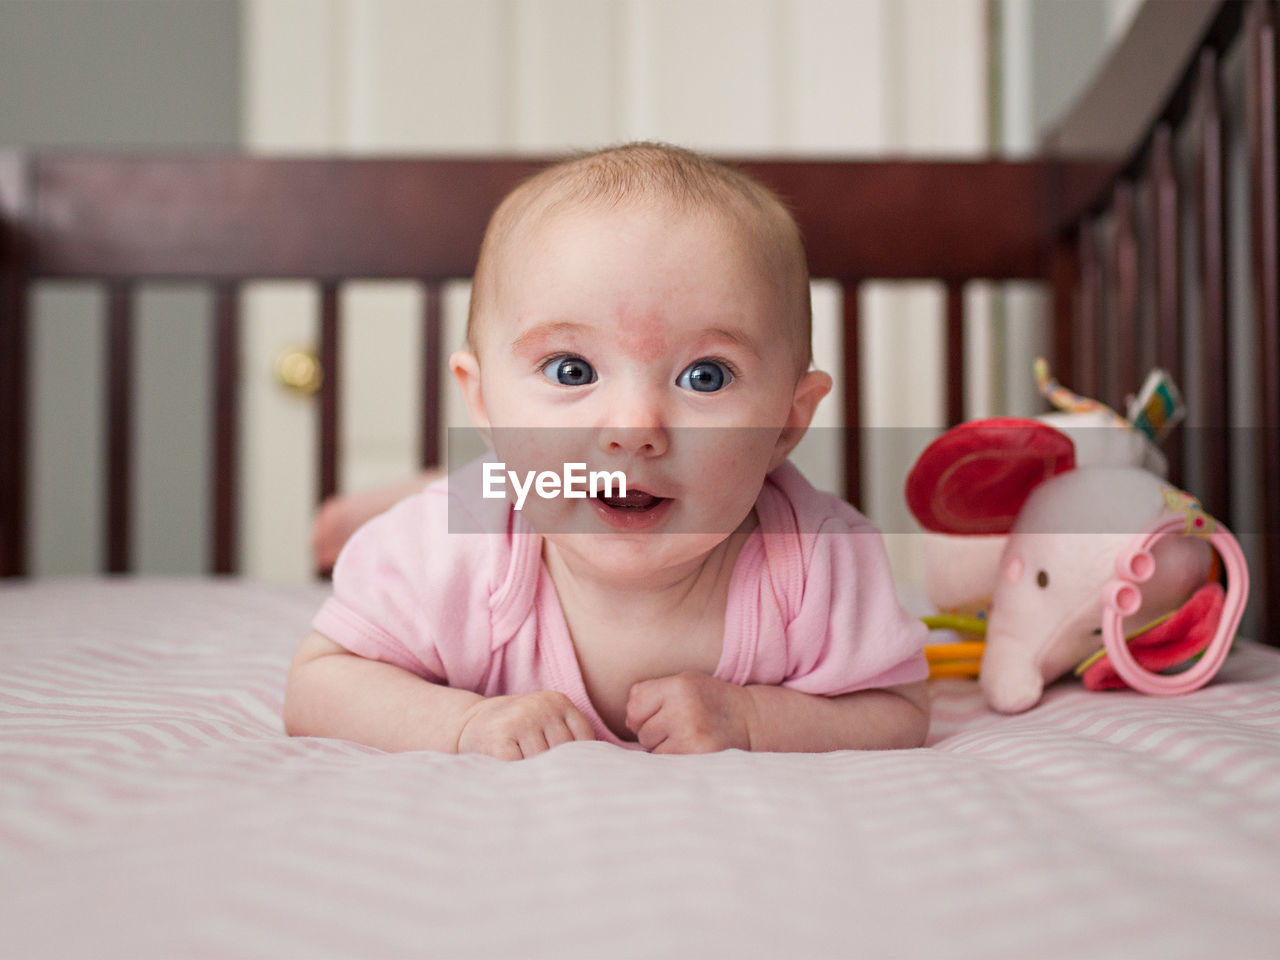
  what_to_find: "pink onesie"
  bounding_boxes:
[313,460,928,748]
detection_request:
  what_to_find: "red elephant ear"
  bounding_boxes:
[905,417,1076,535]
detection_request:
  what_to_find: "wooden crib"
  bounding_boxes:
[1,0,1276,640]
[5,7,1280,957]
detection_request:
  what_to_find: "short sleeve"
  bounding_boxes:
[311,483,498,690]
[767,477,929,696]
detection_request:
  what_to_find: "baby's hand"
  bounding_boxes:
[456,691,596,760]
[625,671,753,754]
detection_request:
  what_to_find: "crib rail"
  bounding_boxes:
[1040,0,1279,642]
[0,154,1051,578]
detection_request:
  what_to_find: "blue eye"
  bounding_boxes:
[677,360,732,393]
[542,355,596,386]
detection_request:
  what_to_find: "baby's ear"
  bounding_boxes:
[449,350,492,443]
[769,369,833,468]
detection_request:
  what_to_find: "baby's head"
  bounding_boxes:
[451,142,831,571]
[467,142,813,376]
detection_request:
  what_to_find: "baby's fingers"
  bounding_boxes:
[528,706,596,755]
[543,723,574,750]
[563,708,597,743]
[488,738,523,762]
[624,678,666,735]
[458,692,596,760]
[636,724,671,754]
[631,705,674,753]
[517,729,551,758]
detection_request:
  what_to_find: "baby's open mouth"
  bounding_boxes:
[597,488,667,512]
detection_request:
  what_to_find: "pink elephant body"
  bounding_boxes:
[979,467,1212,714]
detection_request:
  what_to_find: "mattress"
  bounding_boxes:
[3,578,1279,959]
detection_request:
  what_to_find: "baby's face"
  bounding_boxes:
[458,200,825,582]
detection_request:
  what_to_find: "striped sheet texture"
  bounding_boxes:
[3,578,1279,960]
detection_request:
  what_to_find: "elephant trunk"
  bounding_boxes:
[979,630,1047,714]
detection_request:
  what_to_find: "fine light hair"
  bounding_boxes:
[467,142,813,376]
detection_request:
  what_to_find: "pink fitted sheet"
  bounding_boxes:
[2,578,1279,959]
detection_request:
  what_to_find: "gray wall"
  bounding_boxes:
[1,0,241,574]
[1030,0,1111,140]
[0,0,240,148]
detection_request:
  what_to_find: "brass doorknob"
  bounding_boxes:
[275,347,322,396]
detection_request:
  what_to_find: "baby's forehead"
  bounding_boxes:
[473,174,812,369]
[508,189,755,244]
[496,193,798,297]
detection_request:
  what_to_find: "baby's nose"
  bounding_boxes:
[598,390,669,457]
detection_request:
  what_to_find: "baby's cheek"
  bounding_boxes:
[693,444,771,530]
[493,425,590,475]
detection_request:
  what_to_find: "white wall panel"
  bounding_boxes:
[1000,0,1035,156]
[892,0,986,153]
[512,0,618,149]
[620,0,781,150]
[341,0,511,151]
[243,0,342,150]
[783,0,890,152]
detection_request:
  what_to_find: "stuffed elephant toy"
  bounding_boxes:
[908,417,1248,713]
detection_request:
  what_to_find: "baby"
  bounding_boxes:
[284,143,929,759]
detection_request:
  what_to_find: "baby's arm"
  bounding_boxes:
[740,680,930,751]
[284,632,596,759]
[625,672,929,753]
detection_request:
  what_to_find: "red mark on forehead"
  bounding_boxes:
[616,308,667,361]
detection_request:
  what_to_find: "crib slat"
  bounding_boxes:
[421,282,442,468]
[1196,48,1230,521]
[105,284,133,574]
[841,285,861,508]
[1112,182,1140,409]
[1150,124,1184,486]
[1151,126,1182,372]
[318,282,340,508]
[1248,0,1280,640]
[211,284,238,575]
[1077,222,1102,399]
[0,183,28,576]
[946,282,964,426]
[1050,236,1079,391]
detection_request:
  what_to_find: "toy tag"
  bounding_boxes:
[1128,368,1186,444]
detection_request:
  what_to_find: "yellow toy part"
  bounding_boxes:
[922,614,988,679]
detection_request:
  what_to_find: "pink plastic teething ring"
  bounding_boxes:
[1116,547,1155,583]
[1104,579,1143,617]
[1099,516,1248,696]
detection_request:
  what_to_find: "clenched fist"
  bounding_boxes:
[626,671,755,754]
[456,691,596,760]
